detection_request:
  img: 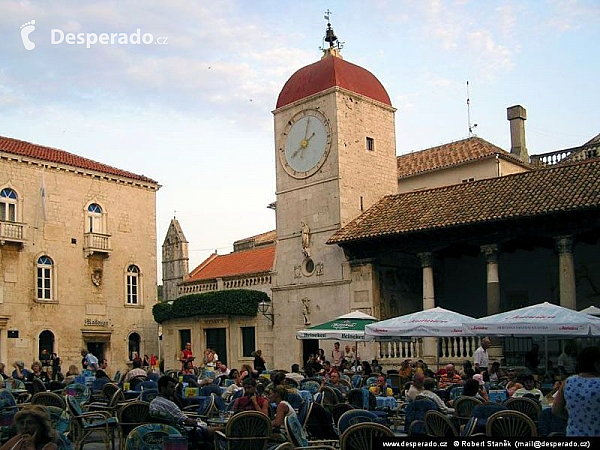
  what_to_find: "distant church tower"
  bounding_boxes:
[162,218,189,302]
[271,20,398,367]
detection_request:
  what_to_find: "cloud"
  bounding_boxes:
[467,29,513,73]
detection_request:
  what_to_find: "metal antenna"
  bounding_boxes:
[467,81,478,136]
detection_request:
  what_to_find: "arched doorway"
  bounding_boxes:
[128,332,141,360]
[39,330,54,368]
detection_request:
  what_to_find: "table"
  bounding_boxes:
[376,396,398,409]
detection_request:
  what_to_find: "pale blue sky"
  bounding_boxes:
[1,0,599,276]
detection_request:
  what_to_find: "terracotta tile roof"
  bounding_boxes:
[276,54,391,109]
[329,159,600,244]
[187,245,275,282]
[396,137,531,179]
[0,135,157,184]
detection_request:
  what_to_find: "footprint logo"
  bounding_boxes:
[20,20,36,50]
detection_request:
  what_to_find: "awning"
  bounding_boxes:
[81,330,113,341]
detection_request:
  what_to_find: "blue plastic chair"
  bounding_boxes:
[471,403,507,434]
[351,374,363,388]
[300,379,321,395]
[286,392,303,411]
[284,415,309,447]
[297,396,312,427]
[140,388,159,402]
[404,398,437,435]
[338,409,378,434]
[124,423,183,450]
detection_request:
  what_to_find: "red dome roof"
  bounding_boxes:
[276,54,392,109]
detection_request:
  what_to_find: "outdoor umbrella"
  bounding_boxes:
[364,307,476,338]
[580,305,600,317]
[463,302,600,336]
[296,311,378,341]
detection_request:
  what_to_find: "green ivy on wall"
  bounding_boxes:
[152,289,269,323]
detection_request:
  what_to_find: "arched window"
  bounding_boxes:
[128,332,140,361]
[87,203,103,233]
[39,330,55,359]
[126,265,140,304]
[0,188,17,222]
[37,255,54,301]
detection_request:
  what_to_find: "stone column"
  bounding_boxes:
[481,244,500,315]
[555,236,576,309]
[417,252,435,310]
[417,252,436,365]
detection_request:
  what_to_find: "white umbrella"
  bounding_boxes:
[464,302,600,336]
[365,307,476,338]
[580,305,600,317]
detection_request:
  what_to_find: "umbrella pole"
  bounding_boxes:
[544,335,548,372]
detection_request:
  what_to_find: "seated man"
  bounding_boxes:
[438,364,462,389]
[124,359,147,382]
[406,372,425,402]
[149,375,208,446]
[321,370,348,397]
[368,375,393,397]
[233,378,269,415]
[418,377,454,415]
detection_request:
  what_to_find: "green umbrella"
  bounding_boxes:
[296,311,378,341]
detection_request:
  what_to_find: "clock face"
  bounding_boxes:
[280,110,331,179]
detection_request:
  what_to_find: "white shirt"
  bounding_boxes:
[474,346,489,370]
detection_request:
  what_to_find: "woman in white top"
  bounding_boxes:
[268,385,297,430]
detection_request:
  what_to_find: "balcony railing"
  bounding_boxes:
[377,336,481,367]
[83,232,112,257]
[0,220,26,246]
[530,142,599,167]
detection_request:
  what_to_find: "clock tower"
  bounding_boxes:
[272,22,398,367]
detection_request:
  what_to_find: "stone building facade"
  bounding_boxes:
[0,136,160,372]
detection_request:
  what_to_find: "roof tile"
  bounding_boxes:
[329,159,600,244]
[187,245,275,282]
[397,137,531,179]
[0,135,157,184]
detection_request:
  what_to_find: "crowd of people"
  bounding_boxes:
[0,338,597,447]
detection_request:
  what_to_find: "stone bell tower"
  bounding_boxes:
[271,20,398,367]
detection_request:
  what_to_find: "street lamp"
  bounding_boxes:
[258,300,274,325]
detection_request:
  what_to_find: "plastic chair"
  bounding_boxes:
[304,402,337,441]
[424,410,459,437]
[404,398,437,436]
[66,394,118,450]
[297,396,312,428]
[284,414,309,447]
[44,405,70,435]
[124,423,183,450]
[214,410,272,450]
[454,396,483,425]
[339,422,394,450]
[504,397,541,423]
[112,371,121,383]
[286,391,304,411]
[469,402,507,435]
[31,391,66,409]
[118,401,151,447]
[486,410,537,437]
[351,375,363,389]
[64,383,91,406]
[140,388,158,402]
[337,409,378,434]
[331,403,354,429]
[299,379,321,395]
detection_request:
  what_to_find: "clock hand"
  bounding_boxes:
[304,117,310,139]
[305,132,315,142]
[291,146,303,158]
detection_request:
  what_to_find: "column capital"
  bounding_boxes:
[417,252,434,268]
[555,235,574,255]
[481,244,499,262]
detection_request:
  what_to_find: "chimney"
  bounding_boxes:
[507,105,528,162]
